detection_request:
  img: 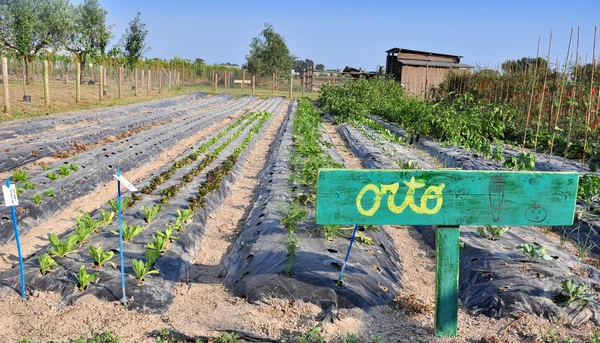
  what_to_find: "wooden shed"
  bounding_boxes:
[386,48,471,97]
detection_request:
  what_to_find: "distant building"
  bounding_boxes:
[385,48,471,97]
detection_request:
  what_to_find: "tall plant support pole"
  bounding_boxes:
[302,73,305,96]
[141,70,145,90]
[118,66,123,99]
[564,28,582,165]
[583,26,597,170]
[99,65,104,101]
[252,76,255,95]
[134,69,138,96]
[116,167,127,307]
[43,61,49,108]
[159,69,163,94]
[522,36,541,150]
[76,63,81,103]
[549,28,574,161]
[4,178,25,298]
[2,57,9,113]
[242,70,245,92]
[181,62,185,88]
[147,70,151,95]
[211,69,215,91]
[22,56,26,100]
[289,76,292,98]
[168,70,172,91]
[534,32,553,152]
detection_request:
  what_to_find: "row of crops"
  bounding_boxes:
[318,79,600,327]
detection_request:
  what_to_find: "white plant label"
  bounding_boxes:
[2,185,19,207]
[113,174,138,192]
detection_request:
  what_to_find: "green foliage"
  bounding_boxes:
[492,145,504,163]
[75,265,98,291]
[47,173,60,180]
[32,194,43,205]
[38,253,57,275]
[591,331,600,343]
[59,165,71,176]
[111,222,144,242]
[246,22,293,79]
[146,234,168,253]
[284,233,298,276]
[477,225,509,240]
[176,209,194,228]
[132,258,158,282]
[23,182,35,190]
[298,326,325,343]
[43,188,56,197]
[69,163,80,171]
[74,213,101,245]
[142,204,162,223]
[72,332,123,343]
[504,152,536,170]
[156,225,179,243]
[542,330,573,343]
[12,170,28,182]
[65,0,112,66]
[209,333,239,343]
[578,174,600,202]
[517,243,553,260]
[121,12,149,69]
[100,209,114,226]
[48,233,78,257]
[281,203,307,233]
[89,244,114,268]
[41,165,52,171]
[558,279,593,306]
[108,197,132,212]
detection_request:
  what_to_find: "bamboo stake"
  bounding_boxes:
[534,32,553,151]
[76,62,81,103]
[118,66,123,99]
[242,70,245,92]
[2,57,10,113]
[99,65,103,101]
[134,68,138,96]
[147,70,150,94]
[549,28,574,161]
[22,56,26,100]
[582,26,597,170]
[564,27,581,165]
[43,61,49,108]
[159,68,163,94]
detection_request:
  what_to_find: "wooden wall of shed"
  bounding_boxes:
[400,66,452,98]
[396,52,459,63]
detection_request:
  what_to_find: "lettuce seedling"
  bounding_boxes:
[89,244,115,268]
[559,279,594,306]
[108,196,133,212]
[43,188,56,197]
[48,233,78,257]
[47,173,60,180]
[100,209,114,226]
[23,182,35,190]
[132,258,159,283]
[38,254,57,275]
[111,222,145,242]
[74,213,100,246]
[32,194,43,205]
[477,225,509,240]
[59,165,71,176]
[12,170,28,182]
[69,164,79,171]
[517,243,553,260]
[146,234,168,253]
[76,265,98,291]
[142,204,162,223]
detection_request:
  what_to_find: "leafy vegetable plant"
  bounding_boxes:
[74,213,100,246]
[12,170,28,182]
[108,197,133,212]
[69,164,79,171]
[477,225,509,240]
[146,234,168,253]
[48,233,78,257]
[38,253,57,275]
[43,188,56,197]
[111,222,145,242]
[100,209,114,226]
[142,204,162,223]
[284,233,299,276]
[76,265,98,291]
[89,244,115,268]
[281,204,307,233]
[32,194,43,205]
[176,209,194,228]
[23,182,35,190]
[558,279,593,306]
[132,258,159,283]
[59,165,71,176]
[41,165,52,171]
[47,173,60,180]
[517,243,553,260]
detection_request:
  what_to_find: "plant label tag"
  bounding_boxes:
[2,185,19,207]
[113,174,138,192]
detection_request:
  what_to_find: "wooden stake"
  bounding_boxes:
[252,75,255,95]
[289,76,292,99]
[583,26,597,170]
[242,70,245,92]
[118,66,123,99]
[534,32,553,151]
[522,36,542,150]
[99,65,103,101]
[22,56,26,99]
[134,68,138,96]
[211,69,215,91]
[141,69,145,89]
[272,72,275,95]
[564,27,581,165]
[43,60,49,108]
[434,226,459,337]
[159,68,163,94]
[2,57,9,113]
[302,73,305,96]
[147,70,150,94]
[76,62,81,103]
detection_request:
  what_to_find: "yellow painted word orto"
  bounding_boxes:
[356,177,445,216]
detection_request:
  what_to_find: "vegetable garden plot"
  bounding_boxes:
[0,94,232,172]
[0,92,205,140]
[0,97,287,313]
[338,118,600,326]
[0,96,259,245]
[227,99,402,317]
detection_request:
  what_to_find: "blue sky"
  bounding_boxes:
[101,0,600,71]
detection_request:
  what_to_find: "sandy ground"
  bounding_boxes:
[0,111,598,343]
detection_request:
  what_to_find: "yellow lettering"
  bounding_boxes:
[420,183,445,214]
[356,184,383,216]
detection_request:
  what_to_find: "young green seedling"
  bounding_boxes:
[43,188,56,197]
[111,222,145,242]
[12,170,28,182]
[48,233,78,257]
[146,234,168,253]
[157,225,179,242]
[59,165,71,176]
[558,279,594,306]
[38,253,57,275]
[69,164,79,171]
[477,225,509,240]
[132,258,159,284]
[47,173,60,180]
[15,186,24,195]
[32,194,43,205]
[517,243,553,260]
[89,244,115,268]
[176,209,194,230]
[284,233,299,276]
[142,204,162,223]
[100,209,114,226]
[74,213,101,246]
[41,165,52,171]
[108,197,133,212]
[23,182,35,190]
[75,265,98,291]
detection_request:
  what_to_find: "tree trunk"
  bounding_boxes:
[80,60,86,84]
[24,55,33,85]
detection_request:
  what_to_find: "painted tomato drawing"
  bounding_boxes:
[525,203,547,222]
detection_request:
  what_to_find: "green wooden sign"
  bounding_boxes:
[315,169,579,337]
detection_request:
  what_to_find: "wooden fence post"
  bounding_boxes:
[134,68,138,96]
[211,69,215,91]
[242,70,245,92]
[141,69,144,89]
[181,63,185,88]
[252,75,255,95]
[76,63,81,103]
[147,70,150,94]
[2,57,9,113]
[43,61,49,107]
[272,72,275,95]
[98,65,103,101]
[159,69,163,94]
[215,73,218,93]
[302,74,305,96]
[118,66,123,99]
[289,76,292,99]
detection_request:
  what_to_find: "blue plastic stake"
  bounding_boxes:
[5,178,25,298]
[337,224,359,287]
[116,167,127,307]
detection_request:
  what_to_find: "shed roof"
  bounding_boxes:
[386,47,463,59]
[397,59,472,69]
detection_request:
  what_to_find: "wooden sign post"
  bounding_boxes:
[316,169,578,337]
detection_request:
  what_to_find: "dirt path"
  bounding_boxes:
[0,102,256,272]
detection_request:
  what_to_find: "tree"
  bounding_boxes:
[0,0,73,84]
[122,12,149,70]
[64,0,112,83]
[246,23,293,79]
[293,58,306,73]
[315,63,325,71]
[501,57,548,74]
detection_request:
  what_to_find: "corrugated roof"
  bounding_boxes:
[386,47,463,59]
[397,59,472,69]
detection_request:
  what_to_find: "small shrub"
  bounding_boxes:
[76,265,98,291]
[38,253,57,275]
